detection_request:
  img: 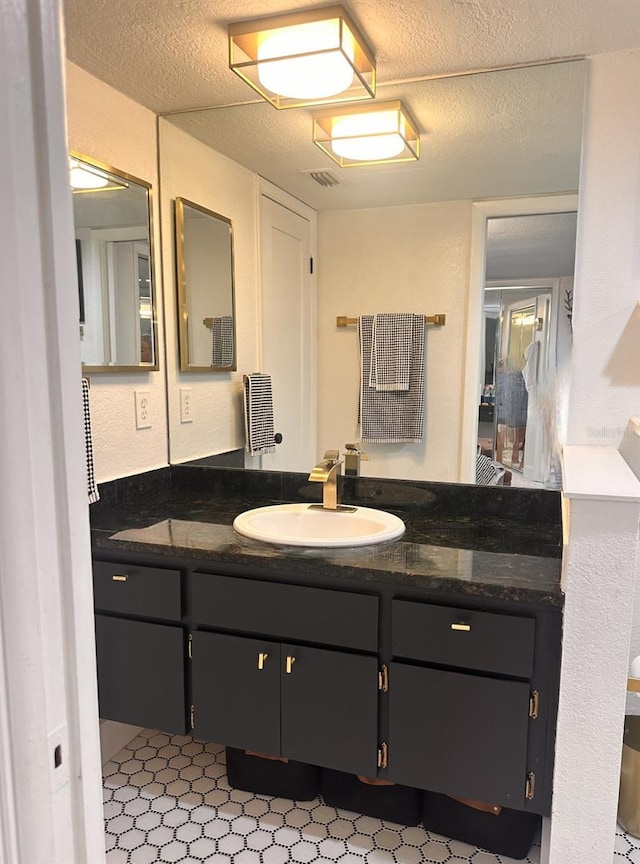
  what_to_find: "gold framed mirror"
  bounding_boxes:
[71,152,158,373]
[175,197,237,372]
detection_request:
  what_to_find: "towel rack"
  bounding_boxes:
[203,317,213,328]
[336,314,446,328]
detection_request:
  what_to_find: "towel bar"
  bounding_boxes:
[337,314,446,327]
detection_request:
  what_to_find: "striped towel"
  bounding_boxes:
[369,314,413,391]
[243,373,275,456]
[211,316,234,367]
[476,451,505,486]
[82,378,100,503]
[358,315,425,443]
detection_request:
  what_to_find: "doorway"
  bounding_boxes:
[475,210,577,488]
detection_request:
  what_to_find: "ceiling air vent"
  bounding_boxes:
[302,169,342,188]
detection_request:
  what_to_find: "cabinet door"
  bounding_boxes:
[281,644,379,777]
[192,631,280,756]
[388,663,530,809]
[95,614,186,734]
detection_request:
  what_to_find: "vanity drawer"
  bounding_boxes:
[93,560,182,621]
[392,599,535,678]
[190,572,378,652]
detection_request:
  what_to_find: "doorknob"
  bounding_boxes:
[286,655,296,674]
[257,652,269,670]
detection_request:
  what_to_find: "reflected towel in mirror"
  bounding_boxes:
[82,378,100,503]
[358,314,425,443]
[211,315,234,367]
[370,313,413,391]
[243,373,275,456]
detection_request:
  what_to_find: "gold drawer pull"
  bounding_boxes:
[257,652,269,670]
[451,622,470,632]
[111,574,128,582]
[286,655,296,674]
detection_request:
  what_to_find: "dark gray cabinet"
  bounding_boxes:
[191,631,379,777]
[95,614,186,733]
[92,553,560,815]
[388,664,530,808]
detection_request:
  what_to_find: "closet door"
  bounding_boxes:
[192,631,281,756]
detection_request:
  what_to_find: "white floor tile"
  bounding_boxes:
[103,730,549,864]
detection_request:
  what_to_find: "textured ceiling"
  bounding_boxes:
[486,213,578,280]
[63,0,640,209]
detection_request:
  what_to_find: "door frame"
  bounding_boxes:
[460,194,578,482]
[256,178,318,470]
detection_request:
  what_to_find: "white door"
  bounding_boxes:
[259,190,316,472]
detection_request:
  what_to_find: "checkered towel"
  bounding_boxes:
[476,452,505,486]
[82,378,100,503]
[358,315,425,443]
[370,314,412,391]
[211,316,234,367]
[243,373,275,456]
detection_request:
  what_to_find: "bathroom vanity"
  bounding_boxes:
[91,466,563,818]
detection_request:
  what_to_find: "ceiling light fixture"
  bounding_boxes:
[69,159,128,192]
[312,101,420,167]
[228,5,375,109]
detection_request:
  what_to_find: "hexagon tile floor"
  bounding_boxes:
[103,729,640,863]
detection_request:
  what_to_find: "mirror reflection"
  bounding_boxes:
[159,61,585,484]
[71,154,157,371]
[478,213,577,488]
[175,198,236,371]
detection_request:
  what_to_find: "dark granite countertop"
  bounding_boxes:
[90,466,564,608]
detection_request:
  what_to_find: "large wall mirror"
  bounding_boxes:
[159,60,586,487]
[71,153,158,372]
[175,197,236,372]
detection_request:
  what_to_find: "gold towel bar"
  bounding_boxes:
[203,317,213,328]
[336,314,446,328]
[628,677,640,692]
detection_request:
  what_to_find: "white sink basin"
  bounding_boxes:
[233,503,405,548]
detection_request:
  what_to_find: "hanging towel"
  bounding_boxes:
[369,313,413,391]
[522,340,539,393]
[211,316,234,367]
[358,314,425,443]
[243,373,275,456]
[82,378,100,503]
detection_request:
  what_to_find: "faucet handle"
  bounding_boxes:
[345,443,369,461]
[323,449,340,463]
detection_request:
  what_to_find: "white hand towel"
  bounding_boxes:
[369,313,413,391]
[358,315,425,443]
[243,373,275,456]
[82,378,100,503]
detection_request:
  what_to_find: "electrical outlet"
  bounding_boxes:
[135,390,151,429]
[180,388,193,423]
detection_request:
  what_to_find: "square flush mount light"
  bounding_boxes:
[228,5,376,109]
[313,100,420,167]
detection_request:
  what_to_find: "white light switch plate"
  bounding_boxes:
[180,388,193,423]
[134,390,151,429]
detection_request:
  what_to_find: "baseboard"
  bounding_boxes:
[100,719,144,764]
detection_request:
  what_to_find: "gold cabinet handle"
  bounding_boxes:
[451,622,470,632]
[111,574,128,582]
[257,652,269,670]
[286,655,296,674]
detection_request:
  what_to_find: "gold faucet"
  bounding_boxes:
[344,442,368,476]
[309,450,348,511]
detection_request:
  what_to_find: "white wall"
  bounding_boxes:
[65,62,169,481]
[567,50,640,449]
[158,120,260,464]
[546,49,640,864]
[317,202,472,481]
